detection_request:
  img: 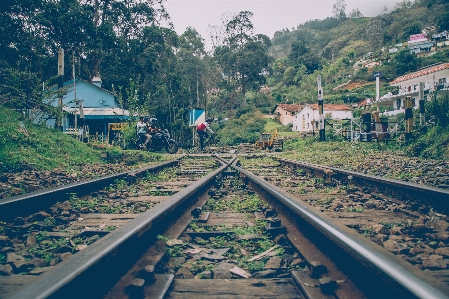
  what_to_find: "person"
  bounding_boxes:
[144,118,159,148]
[136,116,150,148]
[78,119,89,143]
[196,118,214,151]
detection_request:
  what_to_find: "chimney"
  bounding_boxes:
[92,76,102,88]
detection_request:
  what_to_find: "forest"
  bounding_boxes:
[1,0,449,146]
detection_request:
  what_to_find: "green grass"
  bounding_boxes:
[0,107,103,173]
[0,107,170,174]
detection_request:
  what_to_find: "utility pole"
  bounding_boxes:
[317,76,325,142]
[419,82,425,126]
[73,50,78,133]
[57,48,64,131]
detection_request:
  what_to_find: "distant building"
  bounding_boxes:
[272,104,304,126]
[47,76,130,135]
[371,62,449,115]
[292,104,352,132]
[407,33,434,54]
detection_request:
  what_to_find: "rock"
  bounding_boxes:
[60,252,72,260]
[6,252,35,271]
[0,264,13,275]
[265,256,282,269]
[168,257,186,268]
[175,267,194,278]
[251,269,276,278]
[435,247,449,257]
[213,262,235,279]
[421,255,447,269]
[390,226,403,235]
[434,233,449,242]
[195,270,212,279]
[372,224,388,234]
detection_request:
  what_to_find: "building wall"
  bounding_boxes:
[292,107,353,132]
[293,106,317,132]
[274,107,295,126]
[63,80,118,108]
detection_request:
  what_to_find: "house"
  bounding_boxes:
[47,76,130,136]
[408,33,434,54]
[371,62,449,116]
[292,104,352,132]
[272,104,304,126]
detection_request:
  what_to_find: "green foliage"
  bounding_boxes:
[0,107,104,174]
[425,91,449,127]
[217,111,266,145]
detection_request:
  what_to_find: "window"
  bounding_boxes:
[307,113,309,118]
[286,112,288,115]
[307,123,309,129]
[439,78,447,85]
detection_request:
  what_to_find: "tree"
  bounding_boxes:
[393,48,419,76]
[212,11,270,107]
[348,8,363,18]
[402,23,422,40]
[437,12,449,31]
[332,0,347,19]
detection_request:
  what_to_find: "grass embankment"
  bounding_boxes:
[281,129,449,167]
[263,119,297,138]
[0,107,168,174]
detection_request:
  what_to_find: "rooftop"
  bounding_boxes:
[390,63,449,84]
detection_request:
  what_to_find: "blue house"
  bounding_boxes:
[49,76,130,136]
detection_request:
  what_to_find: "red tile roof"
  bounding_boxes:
[390,63,449,84]
[307,104,352,111]
[275,104,304,113]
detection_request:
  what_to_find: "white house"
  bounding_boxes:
[272,104,304,126]
[292,104,352,132]
[372,62,449,116]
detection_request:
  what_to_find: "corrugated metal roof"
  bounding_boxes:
[63,107,130,119]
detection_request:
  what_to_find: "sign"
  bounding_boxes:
[373,72,382,78]
[189,109,205,127]
[109,123,127,131]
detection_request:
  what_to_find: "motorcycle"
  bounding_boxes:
[137,129,179,154]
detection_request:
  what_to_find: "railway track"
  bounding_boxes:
[0,154,448,298]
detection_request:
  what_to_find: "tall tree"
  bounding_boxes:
[332,0,347,19]
[212,11,270,107]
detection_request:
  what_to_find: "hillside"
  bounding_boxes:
[265,0,449,106]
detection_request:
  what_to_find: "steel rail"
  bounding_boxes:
[8,157,233,299]
[232,162,449,299]
[275,157,449,213]
[0,159,179,221]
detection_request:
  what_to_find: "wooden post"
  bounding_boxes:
[405,96,413,140]
[57,48,64,131]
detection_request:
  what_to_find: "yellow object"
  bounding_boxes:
[255,129,281,150]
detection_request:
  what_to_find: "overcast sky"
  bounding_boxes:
[164,0,400,50]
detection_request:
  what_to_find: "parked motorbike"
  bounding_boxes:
[137,129,178,154]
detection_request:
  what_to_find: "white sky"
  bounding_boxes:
[164,0,400,50]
